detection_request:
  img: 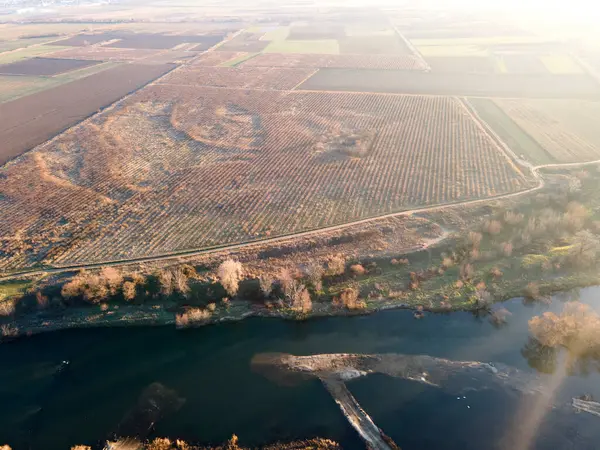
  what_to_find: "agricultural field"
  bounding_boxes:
[0,45,69,64]
[0,57,99,76]
[45,46,164,61]
[493,99,600,163]
[0,61,120,103]
[52,31,225,50]
[159,66,316,90]
[0,63,175,166]
[0,88,532,271]
[190,51,250,67]
[298,68,600,98]
[241,53,427,70]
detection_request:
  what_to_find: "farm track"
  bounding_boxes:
[7,102,600,281]
[4,31,600,281]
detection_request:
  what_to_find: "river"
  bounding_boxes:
[2,288,600,450]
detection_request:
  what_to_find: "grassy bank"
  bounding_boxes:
[2,165,600,339]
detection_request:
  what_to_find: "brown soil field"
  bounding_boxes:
[494,98,600,163]
[52,32,225,50]
[298,68,600,98]
[51,32,119,46]
[190,51,248,66]
[46,47,163,61]
[158,66,316,90]
[338,36,411,55]
[106,33,224,50]
[426,56,497,74]
[0,63,175,166]
[0,87,532,271]
[0,57,100,76]
[241,53,427,70]
[216,33,270,52]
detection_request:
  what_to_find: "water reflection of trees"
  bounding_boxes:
[522,302,600,375]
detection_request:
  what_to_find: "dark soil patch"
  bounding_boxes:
[0,63,175,165]
[338,36,410,55]
[0,57,100,76]
[52,32,224,50]
[298,68,600,99]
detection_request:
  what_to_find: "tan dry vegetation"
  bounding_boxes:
[0,87,532,272]
[529,302,600,355]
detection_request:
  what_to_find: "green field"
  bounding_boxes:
[539,54,584,74]
[259,26,290,41]
[0,45,68,64]
[219,52,259,67]
[468,97,554,165]
[264,39,340,54]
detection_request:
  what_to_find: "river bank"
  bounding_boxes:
[2,289,600,450]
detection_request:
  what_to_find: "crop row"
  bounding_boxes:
[240,53,428,71]
[159,66,317,91]
[0,87,532,270]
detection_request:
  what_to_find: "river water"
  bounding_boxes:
[2,288,600,450]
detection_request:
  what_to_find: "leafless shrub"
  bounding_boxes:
[34,291,48,309]
[391,258,409,266]
[217,259,244,297]
[501,242,513,257]
[467,231,482,248]
[334,287,365,310]
[469,248,480,261]
[291,287,312,314]
[61,270,110,303]
[122,281,137,301]
[305,262,324,292]
[459,263,474,280]
[350,264,366,276]
[490,267,503,279]
[278,268,296,299]
[147,438,173,450]
[100,267,123,296]
[326,254,346,276]
[158,270,174,296]
[490,308,512,326]
[207,302,217,312]
[0,298,16,317]
[176,308,211,328]
[504,211,524,226]
[173,268,190,296]
[0,324,18,339]
[484,220,503,236]
[258,274,274,298]
[441,257,454,269]
[524,282,541,300]
[71,446,92,450]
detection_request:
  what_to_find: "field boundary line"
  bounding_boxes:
[0,180,544,281]
[291,68,319,90]
[0,30,244,168]
[458,96,533,179]
[388,21,430,71]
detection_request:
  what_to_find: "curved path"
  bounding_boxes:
[4,67,600,281]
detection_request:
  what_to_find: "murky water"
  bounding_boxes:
[1,288,600,449]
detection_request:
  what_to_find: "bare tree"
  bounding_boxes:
[305,261,324,292]
[217,259,244,297]
[258,274,274,299]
